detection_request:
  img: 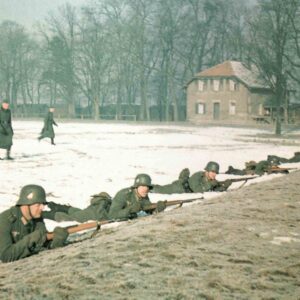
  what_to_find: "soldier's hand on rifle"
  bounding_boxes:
[222,179,232,190]
[156,201,166,213]
[26,228,47,253]
[51,227,69,248]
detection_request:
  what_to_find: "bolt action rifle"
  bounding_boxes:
[143,197,203,212]
[218,176,259,185]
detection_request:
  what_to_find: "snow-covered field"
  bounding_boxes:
[1,120,299,230]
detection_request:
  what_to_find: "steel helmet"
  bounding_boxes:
[132,174,153,189]
[204,161,220,174]
[17,184,47,205]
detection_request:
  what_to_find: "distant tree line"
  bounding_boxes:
[0,0,299,129]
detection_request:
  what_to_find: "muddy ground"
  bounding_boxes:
[1,171,300,300]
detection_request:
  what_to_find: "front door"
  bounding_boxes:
[213,102,220,120]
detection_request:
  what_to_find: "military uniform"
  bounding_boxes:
[152,162,231,194]
[188,171,230,192]
[0,185,69,263]
[38,111,57,144]
[108,187,152,220]
[267,152,300,164]
[0,104,14,158]
[226,160,272,176]
[152,180,186,194]
[0,206,47,262]
[288,152,300,163]
[54,192,112,222]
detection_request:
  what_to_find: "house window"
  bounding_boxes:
[229,102,236,115]
[258,104,263,115]
[213,79,220,91]
[196,102,206,114]
[229,80,239,91]
[198,80,204,91]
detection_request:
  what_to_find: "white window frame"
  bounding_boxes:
[229,80,237,91]
[213,79,220,91]
[258,103,263,115]
[198,80,204,91]
[196,102,206,115]
[229,101,236,115]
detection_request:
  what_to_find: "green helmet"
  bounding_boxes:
[132,174,153,189]
[205,161,220,174]
[17,184,47,206]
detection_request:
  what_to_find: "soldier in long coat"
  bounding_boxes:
[0,185,69,263]
[0,100,14,159]
[108,174,166,220]
[38,107,58,145]
[151,162,232,194]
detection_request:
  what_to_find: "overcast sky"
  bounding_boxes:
[0,0,87,29]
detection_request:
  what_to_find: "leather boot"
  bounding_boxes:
[6,149,13,160]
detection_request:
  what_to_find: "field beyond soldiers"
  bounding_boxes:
[1,121,300,299]
[0,170,299,299]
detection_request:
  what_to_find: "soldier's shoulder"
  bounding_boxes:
[190,171,204,179]
[0,206,18,225]
[114,187,133,198]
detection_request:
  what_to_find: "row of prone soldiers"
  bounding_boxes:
[1,153,299,263]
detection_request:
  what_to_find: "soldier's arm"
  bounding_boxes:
[108,190,131,220]
[213,180,232,192]
[0,219,46,263]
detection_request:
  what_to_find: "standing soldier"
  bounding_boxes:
[0,100,14,160]
[38,107,58,145]
[0,184,69,263]
[108,174,166,220]
[152,161,232,194]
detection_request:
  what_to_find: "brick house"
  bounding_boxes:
[186,60,273,124]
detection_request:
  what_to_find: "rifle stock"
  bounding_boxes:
[268,166,296,173]
[143,197,203,212]
[46,219,113,240]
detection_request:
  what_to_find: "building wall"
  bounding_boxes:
[187,77,270,123]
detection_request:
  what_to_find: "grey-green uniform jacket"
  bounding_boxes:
[0,206,47,263]
[0,108,13,149]
[108,188,152,220]
[152,171,228,194]
[188,171,224,192]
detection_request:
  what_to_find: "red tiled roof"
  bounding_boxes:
[196,61,234,77]
[194,60,269,89]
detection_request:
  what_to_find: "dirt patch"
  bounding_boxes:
[1,172,300,299]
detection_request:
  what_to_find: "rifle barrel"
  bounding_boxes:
[219,176,258,184]
[143,197,203,211]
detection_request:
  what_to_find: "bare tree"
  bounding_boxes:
[41,4,79,117]
[0,21,37,109]
[246,0,299,135]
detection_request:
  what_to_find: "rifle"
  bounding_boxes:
[267,166,297,174]
[143,197,203,212]
[46,219,114,240]
[218,176,259,185]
